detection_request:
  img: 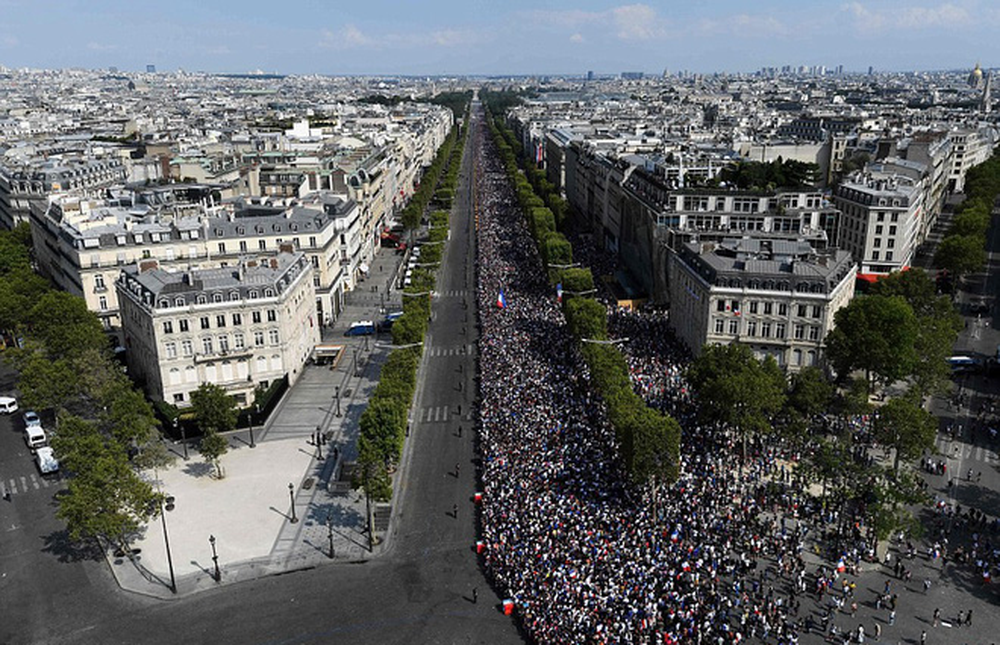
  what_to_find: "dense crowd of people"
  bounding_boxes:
[473,111,815,644]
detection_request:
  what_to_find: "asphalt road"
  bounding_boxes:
[1,104,524,645]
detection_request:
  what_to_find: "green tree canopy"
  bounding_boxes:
[190,383,238,435]
[28,291,107,360]
[934,234,986,277]
[687,343,786,457]
[198,428,229,479]
[873,395,937,473]
[824,295,919,391]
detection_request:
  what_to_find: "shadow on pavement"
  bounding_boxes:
[181,461,215,478]
[40,528,104,564]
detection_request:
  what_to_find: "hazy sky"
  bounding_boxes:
[0,0,996,75]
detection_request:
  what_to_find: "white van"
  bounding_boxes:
[0,396,18,414]
[24,425,47,451]
[35,446,59,474]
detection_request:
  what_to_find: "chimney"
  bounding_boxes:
[270,258,279,269]
[278,242,294,254]
[138,259,159,273]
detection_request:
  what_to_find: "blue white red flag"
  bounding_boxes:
[497,289,507,309]
[556,283,563,303]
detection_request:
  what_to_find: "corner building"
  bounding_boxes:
[116,249,318,407]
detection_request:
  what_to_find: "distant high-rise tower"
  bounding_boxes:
[982,72,992,114]
[146,64,156,74]
[586,70,594,81]
[868,65,874,75]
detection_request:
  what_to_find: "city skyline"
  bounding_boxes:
[0,0,998,76]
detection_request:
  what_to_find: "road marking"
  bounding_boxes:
[7,479,15,494]
[31,476,39,490]
[19,477,27,492]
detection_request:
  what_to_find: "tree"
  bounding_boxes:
[564,297,608,341]
[824,295,919,392]
[358,397,406,466]
[869,269,961,396]
[190,383,238,435]
[198,428,229,479]
[27,291,107,360]
[53,416,160,553]
[0,267,49,335]
[14,352,80,411]
[687,343,786,461]
[873,395,937,473]
[934,234,985,278]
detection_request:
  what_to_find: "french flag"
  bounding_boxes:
[497,288,507,309]
[556,283,563,303]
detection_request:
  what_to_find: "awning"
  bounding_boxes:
[314,343,345,357]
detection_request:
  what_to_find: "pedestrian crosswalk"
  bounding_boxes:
[416,406,452,423]
[4,472,62,496]
[439,289,468,298]
[425,344,474,357]
[935,437,998,465]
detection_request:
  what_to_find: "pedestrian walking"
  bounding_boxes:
[472,587,478,603]
[920,629,927,644]
[932,607,940,627]
[888,610,895,626]
[873,622,881,641]
[965,609,972,626]
[452,503,458,518]
[923,578,932,593]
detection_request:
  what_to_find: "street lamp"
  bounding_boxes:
[159,494,177,594]
[334,385,341,417]
[288,482,298,523]
[327,510,335,559]
[374,341,423,350]
[249,404,258,449]
[579,337,630,346]
[175,417,188,461]
[209,534,220,582]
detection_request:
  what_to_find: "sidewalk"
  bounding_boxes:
[108,246,406,599]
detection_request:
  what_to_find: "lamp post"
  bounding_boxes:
[159,494,177,594]
[209,534,220,582]
[249,404,258,449]
[175,417,188,461]
[288,482,298,523]
[327,510,335,560]
[334,385,341,417]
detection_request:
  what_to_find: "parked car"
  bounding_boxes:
[35,446,59,474]
[22,410,40,427]
[378,312,404,332]
[0,396,18,414]
[344,321,376,336]
[24,425,47,451]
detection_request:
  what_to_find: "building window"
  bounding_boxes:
[254,331,265,347]
[886,251,893,261]
[218,335,229,352]
[200,316,210,330]
[165,342,177,358]
[872,251,880,260]
[793,349,802,365]
[181,340,193,356]
[173,393,184,403]
[98,296,108,311]
[216,315,226,328]
[714,318,724,334]
[761,322,772,338]
[797,304,808,317]
[809,326,821,341]
[749,301,758,314]
[94,274,106,290]
[239,240,248,252]
[252,311,262,324]
[180,319,189,332]
[812,305,821,318]
[775,323,786,339]
[258,240,266,250]
[778,303,788,316]
[889,225,897,235]
[234,332,245,350]
[717,300,726,312]
[873,238,881,248]
[764,302,773,315]
[747,321,757,336]
[309,236,317,248]
[267,309,277,322]
[232,313,242,325]
[268,329,280,345]
[197,295,207,305]
[218,242,226,254]
[887,238,895,248]
[163,321,173,334]
[213,293,223,303]
[728,319,739,335]
[202,337,213,354]
[808,350,818,365]
[794,324,805,340]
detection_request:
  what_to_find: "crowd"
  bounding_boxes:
[473,111,814,644]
